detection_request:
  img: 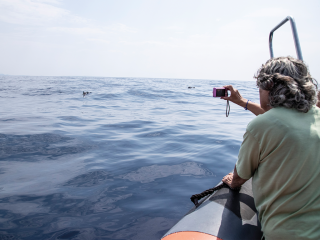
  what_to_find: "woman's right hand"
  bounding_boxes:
[221,85,247,107]
[221,85,266,116]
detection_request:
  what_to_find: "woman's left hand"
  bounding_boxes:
[222,172,234,188]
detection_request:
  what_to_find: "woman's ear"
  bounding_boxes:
[259,89,271,112]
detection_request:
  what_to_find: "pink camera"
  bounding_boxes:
[213,87,228,97]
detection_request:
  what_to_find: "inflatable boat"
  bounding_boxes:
[161,179,262,240]
[161,16,303,240]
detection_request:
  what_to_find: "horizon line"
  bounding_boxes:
[0,74,255,82]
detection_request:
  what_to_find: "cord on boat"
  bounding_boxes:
[190,182,241,206]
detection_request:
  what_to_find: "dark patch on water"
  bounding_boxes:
[0,133,95,161]
[57,230,80,239]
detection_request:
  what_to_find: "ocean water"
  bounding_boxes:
[0,76,259,240]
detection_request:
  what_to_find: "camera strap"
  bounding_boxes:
[226,100,230,117]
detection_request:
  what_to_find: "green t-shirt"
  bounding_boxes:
[236,106,320,240]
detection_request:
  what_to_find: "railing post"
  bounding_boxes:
[269,16,303,61]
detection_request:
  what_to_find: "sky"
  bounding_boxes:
[0,0,319,81]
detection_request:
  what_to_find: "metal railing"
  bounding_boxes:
[269,16,303,60]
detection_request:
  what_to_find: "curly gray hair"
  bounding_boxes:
[254,56,318,113]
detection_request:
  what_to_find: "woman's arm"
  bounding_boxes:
[221,85,265,116]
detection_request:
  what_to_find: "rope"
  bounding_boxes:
[226,100,230,117]
[190,183,241,206]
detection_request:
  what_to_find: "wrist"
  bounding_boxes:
[236,98,248,108]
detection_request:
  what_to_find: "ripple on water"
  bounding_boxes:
[64,170,112,187]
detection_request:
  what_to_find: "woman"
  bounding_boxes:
[221,56,320,240]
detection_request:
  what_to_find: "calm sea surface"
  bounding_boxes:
[0,76,259,240]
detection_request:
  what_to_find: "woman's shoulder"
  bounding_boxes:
[247,106,320,134]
